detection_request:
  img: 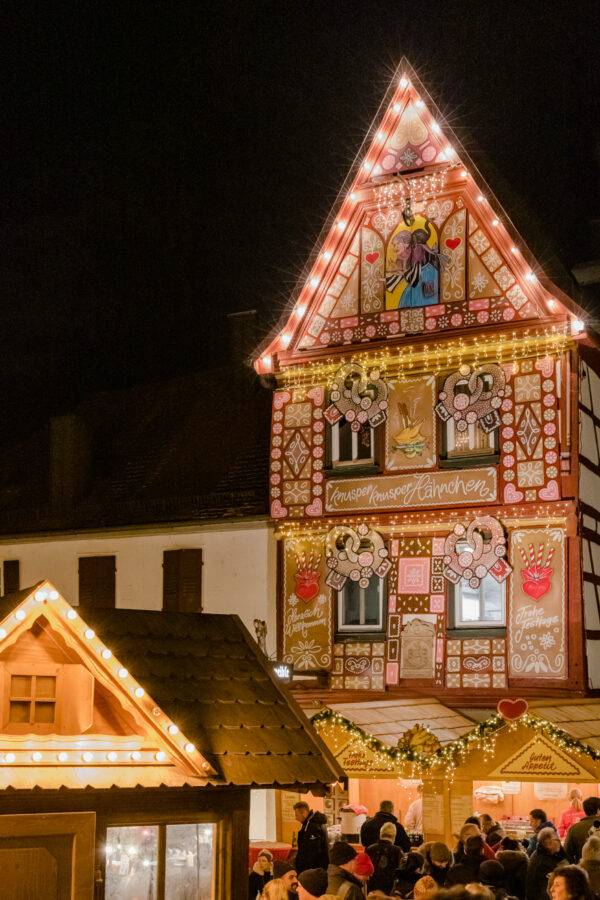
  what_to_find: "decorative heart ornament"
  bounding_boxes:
[445,237,461,251]
[294,551,321,602]
[365,251,380,264]
[497,698,528,721]
[518,541,554,601]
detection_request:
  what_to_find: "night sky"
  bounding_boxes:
[2,2,599,439]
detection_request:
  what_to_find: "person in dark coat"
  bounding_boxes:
[392,850,425,896]
[248,849,273,899]
[360,799,411,851]
[526,827,568,900]
[366,821,402,894]
[496,837,529,900]
[527,809,555,857]
[480,859,519,900]
[325,842,364,900]
[421,841,453,886]
[565,797,600,863]
[293,802,329,874]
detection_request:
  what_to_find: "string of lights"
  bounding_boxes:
[311,709,600,774]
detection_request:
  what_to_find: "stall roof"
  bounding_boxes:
[328,699,476,745]
[529,702,600,750]
[0,584,343,793]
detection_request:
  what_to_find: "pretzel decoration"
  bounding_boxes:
[443,515,512,588]
[435,363,505,434]
[325,523,391,590]
[324,363,389,431]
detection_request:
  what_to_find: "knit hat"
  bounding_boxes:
[298,868,328,895]
[380,821,397,841]
[354,851,374,877]
[582,836,600,862]
[430,842,453,864]
[413,875,438,899]
[480,860,506,887]
[465,834,485,856]
[273,859,295,878]
[329,841,357,866]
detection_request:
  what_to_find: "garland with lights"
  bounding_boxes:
[311,709,600,774]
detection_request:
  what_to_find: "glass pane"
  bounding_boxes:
[36,676,56,699]
[9,701,30,723]
[460,594,481,622]
[355,425,372,461]
[165,823,215,900]
[105,825,158,900]
[11,675,31,698]
[482,577,503,621]
[34,701,55,723]
[337,419,353,462]
[364,579,382,626]
[341,581,360,626]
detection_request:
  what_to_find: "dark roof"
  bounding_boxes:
[75,606,343,790]
[0,587,342,791]
[0,365,271,534]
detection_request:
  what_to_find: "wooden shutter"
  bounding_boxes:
[78,556,116,608]
[162,549,203,613]
[2,560,20,595]
[58,665,94,734]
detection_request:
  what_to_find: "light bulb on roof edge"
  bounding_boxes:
[168,724,179,735]
[261,355,271,368]
[15,610,26,622]
[48,589,59,600]
[310,276,319,287]
[118,667,128,679]
[296,305,306,317]
[58,751,69,762]
[32,751,42,762]
[66,609,77,620]
[155,751,167,762]
[415,99,424,109]
[547,299,557,310]
[5,753,15,764]
[130,751,142,761]
[322,250,332,261]
[0,629,6,640]
[572,319,585,334]
[393,103,401,113]
[349,192,357,201]
[107,751,118,762]
[510,246,518,254]
[477,195,485,203]
[399,76,409,88]
[280,334,291,348]
[185,743,196,754]
[376,131,384,141]
[525,271,536,282]
[101,649,112,660]
[34,589,47,602]
[431,121,440,134]
[134,687,144,698]
[82,751,94,763]
[84,628,95,640]
[492,218,499,226]
[460,169,468,178]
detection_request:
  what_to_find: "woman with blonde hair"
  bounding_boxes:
[558,789,585,838]
[261,879,291,900]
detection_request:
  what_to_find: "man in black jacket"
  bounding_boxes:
[565,796,600,862]
[360,800,411,851]
[294,801,329,874]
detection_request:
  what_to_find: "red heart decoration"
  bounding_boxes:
[522,576,551,600]
[294,571,320,603]
[497,698,528,721]
[445,238,461,251]
[365,252,380,264]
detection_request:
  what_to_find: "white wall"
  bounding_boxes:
[0,519,278,655]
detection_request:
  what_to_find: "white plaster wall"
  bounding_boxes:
[0,520,278,655]
[250,790,277,842]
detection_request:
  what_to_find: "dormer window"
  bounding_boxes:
[9,674,56,725]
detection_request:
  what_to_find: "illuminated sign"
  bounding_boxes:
[272,662,294,683]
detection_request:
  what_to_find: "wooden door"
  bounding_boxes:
[0,812,95,900]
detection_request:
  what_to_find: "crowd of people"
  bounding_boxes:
[249,792,600,900]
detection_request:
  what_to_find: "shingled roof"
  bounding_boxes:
[69,605,343,791]
[0,365,271,534]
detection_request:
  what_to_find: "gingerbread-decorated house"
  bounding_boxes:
[254,58,600,822]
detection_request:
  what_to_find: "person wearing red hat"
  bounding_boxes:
[354,850,374,893]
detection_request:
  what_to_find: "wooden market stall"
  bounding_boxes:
[313,704,600,845]
[0,582,341,900]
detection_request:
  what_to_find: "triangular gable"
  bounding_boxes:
[489,733,595,780]
[254,59,585,375]
[0,581,214,778]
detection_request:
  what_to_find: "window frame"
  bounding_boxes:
[337,574,387,635]
[8,673,57,726]
[101,815,221,900]
[2,662,62,734]
[438,373,500,468]
[451,575,506,630]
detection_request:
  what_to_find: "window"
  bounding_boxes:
[441,373,498,462]
[329,418,375,468]
[78,555,116,608]
[9,674,56,725]
[452,542,505,628]
[162,549,203,612]
[105,823,215,900]
[337,575,386,633]
[2,560,20,595]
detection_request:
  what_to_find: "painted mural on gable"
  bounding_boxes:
[297,195,536,351]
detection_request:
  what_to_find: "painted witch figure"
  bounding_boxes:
[385,214,447,309]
